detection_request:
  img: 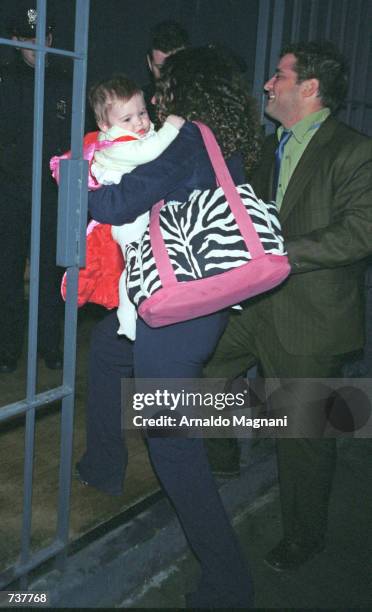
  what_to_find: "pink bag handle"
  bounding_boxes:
[149,121,265,289]
[193,121,264,259]
[149,200,178,286]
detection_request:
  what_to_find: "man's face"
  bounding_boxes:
[12,33,52,68]
[147,47,183,80]
[264,53,305,127]
[98,92,151,136]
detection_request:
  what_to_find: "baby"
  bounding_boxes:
[51,75,184,340]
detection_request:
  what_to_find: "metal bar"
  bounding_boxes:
[308,0,319,39]
[56,160,88,267]
[0,0,90,588]
[291,0,302,42]
[252,0,271,124]
[346,0,363,125]
[0,540,65,590]
[351,0,371,132]
[262,0,286,134]
[19,0,48,585]
[20,409,36,590]
[269,0,285,75]
[26,1,47,399]
[0,37,83,59]
[56,0,91,569]
[0,386,73,424]
[325,0,334,38]
[338,0,348,48]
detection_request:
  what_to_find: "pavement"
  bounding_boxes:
[30,438,372,610]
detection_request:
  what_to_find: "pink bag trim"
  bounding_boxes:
[138,254,290,327]
[149,200,178,287]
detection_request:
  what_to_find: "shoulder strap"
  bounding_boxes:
[149,200,178,287]
[193,121,264,259]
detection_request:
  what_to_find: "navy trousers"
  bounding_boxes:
[78,311,133,495]
[80,310,254,607]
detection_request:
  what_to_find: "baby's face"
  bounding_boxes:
[103,93,151,136]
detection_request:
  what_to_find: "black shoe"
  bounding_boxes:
[0,358,17,374]
[39,349,63,370]
[264,538,325,572]
[74,463,122,496]
[73,465,89,487]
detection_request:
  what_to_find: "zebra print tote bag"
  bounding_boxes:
[125,122,290,327]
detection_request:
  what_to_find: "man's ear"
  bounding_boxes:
[301,78,319,99]
[46,33,53,47]
[147,53,153,74]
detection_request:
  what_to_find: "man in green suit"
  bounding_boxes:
[204,41,372,570]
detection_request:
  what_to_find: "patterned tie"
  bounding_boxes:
[272,129,292,200]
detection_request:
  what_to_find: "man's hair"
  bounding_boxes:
[281,41,348,112]
[156,46,262,177]
[89,75,142,126]
[149,20,189,55]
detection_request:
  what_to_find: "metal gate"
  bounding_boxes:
[0,0,90,589]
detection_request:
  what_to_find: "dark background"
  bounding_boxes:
[0,1,259,89]
[0,0,371,134]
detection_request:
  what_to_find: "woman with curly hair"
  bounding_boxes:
[86,46,261,608]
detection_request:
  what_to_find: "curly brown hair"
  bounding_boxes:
[155,46,262,177]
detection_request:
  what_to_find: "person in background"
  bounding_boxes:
[204,40,372,572]
[143,19,189,121]
[0,5,71,372]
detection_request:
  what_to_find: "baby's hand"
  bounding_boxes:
[166,114,185,130]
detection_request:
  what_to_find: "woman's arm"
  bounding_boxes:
[89,122,203,225]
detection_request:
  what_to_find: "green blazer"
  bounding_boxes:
[250,116,372,355]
